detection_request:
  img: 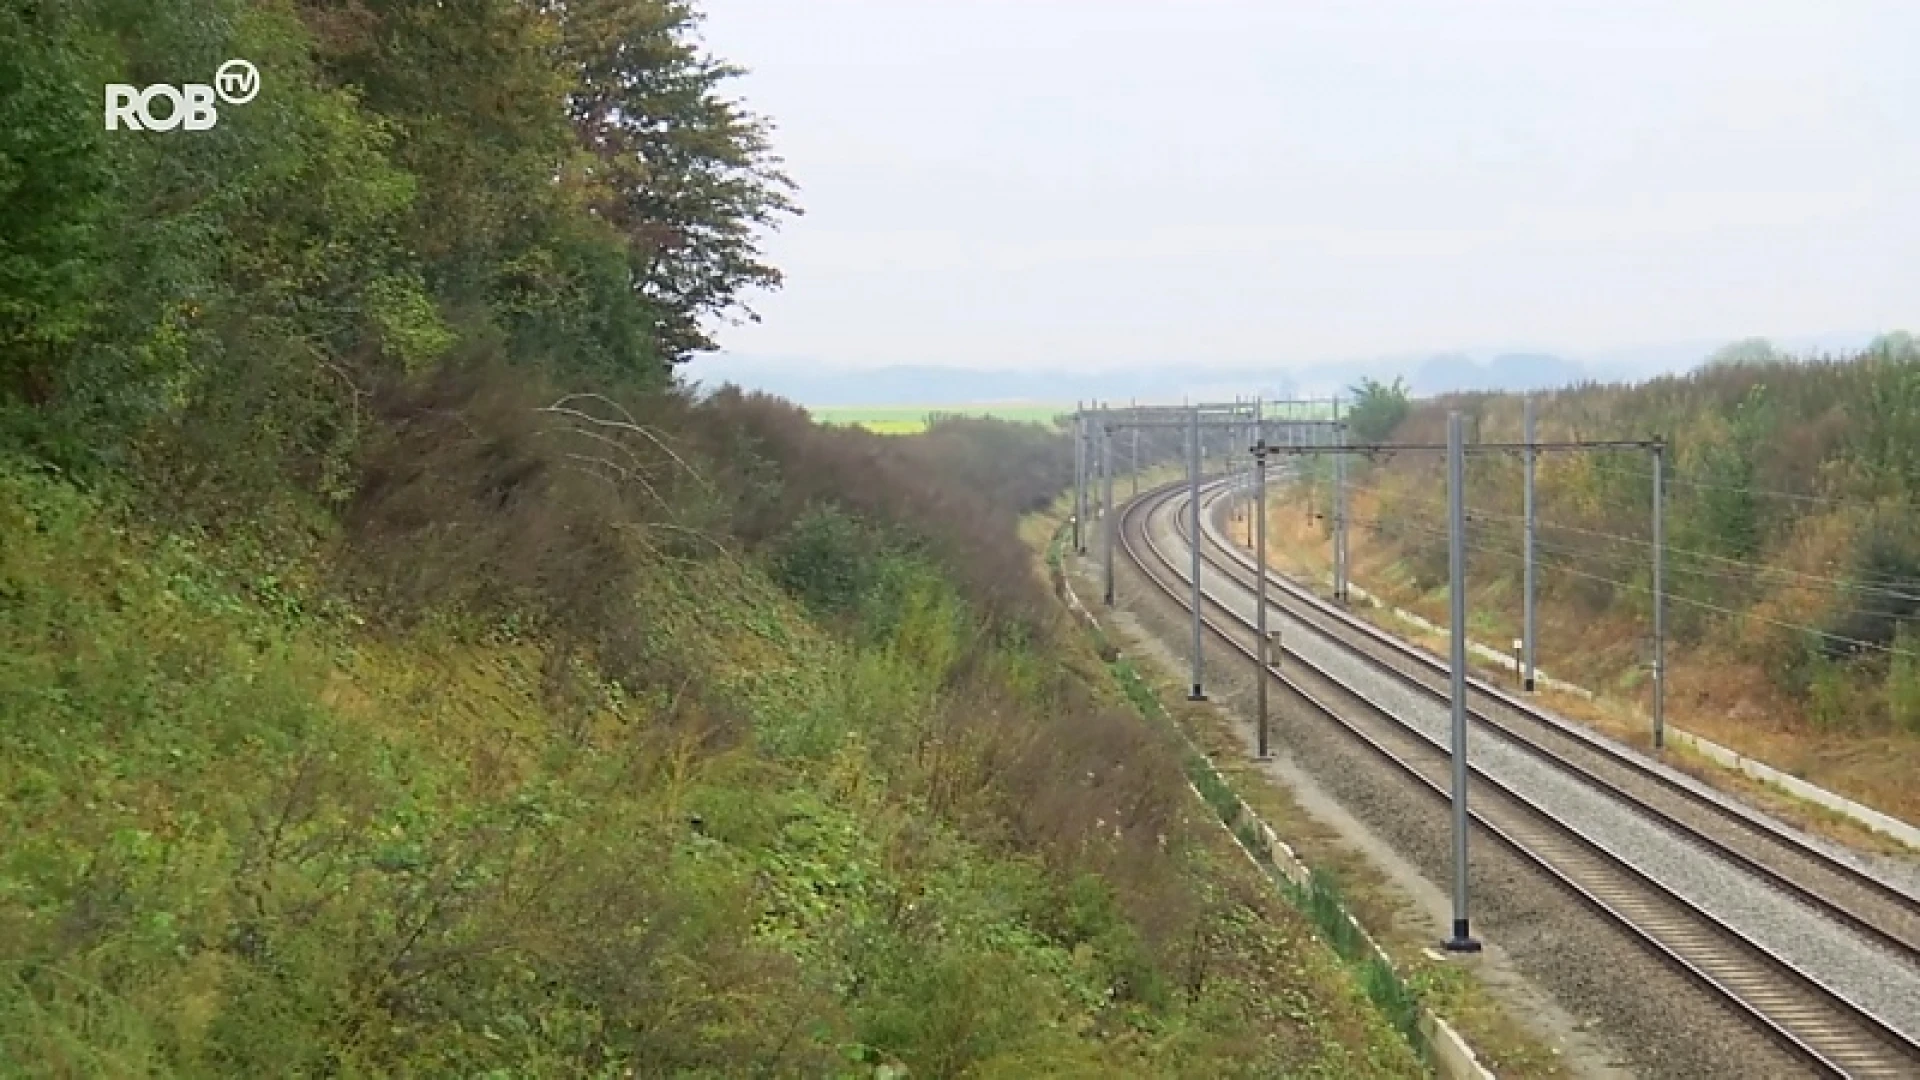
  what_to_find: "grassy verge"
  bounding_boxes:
[1160,673,1571,1080]
[1046,515,1472,1074]
[1103,645,1430,1064]
[1036,504,1571,1078]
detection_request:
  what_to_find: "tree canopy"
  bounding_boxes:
[1345,376,1411,443]
[0,0,796,499]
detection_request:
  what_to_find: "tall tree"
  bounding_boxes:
[555,0,798,364]
[1346,376,1411,443]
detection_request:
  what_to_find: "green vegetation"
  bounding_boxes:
[0,1,1423,1073]
[1344,378,1412,444]
[811,405,1069,435]
[1057,558,1429,1068]
[0,416,1423,1076]
[1299,343,1920,819]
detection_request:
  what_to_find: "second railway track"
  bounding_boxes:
[1108,477,1920,1079]
[1180,478,1920,964]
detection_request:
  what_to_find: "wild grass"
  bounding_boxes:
[1073,524,1574,1078]
[0,398,1424,1076]
[1045,514,1432,1073]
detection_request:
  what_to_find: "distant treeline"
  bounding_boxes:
[1346,343,1920,733]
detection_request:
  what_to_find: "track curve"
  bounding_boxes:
[1109,476,1920,1079]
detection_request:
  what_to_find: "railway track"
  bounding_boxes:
[1111,478,1920,1079]
[1179,480,1920,965]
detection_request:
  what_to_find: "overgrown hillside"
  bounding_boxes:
[0,409,1419,1075]
[0,1,1422,1075]
[1284,347,1920,820]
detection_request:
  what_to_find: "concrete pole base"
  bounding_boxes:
[1442,920,1483,953]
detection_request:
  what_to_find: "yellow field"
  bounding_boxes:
[810,404,1068,434]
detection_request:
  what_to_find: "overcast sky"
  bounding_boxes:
[698,0,1919,373]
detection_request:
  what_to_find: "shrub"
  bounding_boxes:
[1888,625,1920,735]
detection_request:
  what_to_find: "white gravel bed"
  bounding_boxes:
[1192,487,1920,901]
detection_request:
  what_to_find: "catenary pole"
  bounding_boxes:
[1253,396,1263,544]
[1102,413,1115,606]
[1444,411,1482,952]
[1072,405,1085,555]
[1081,405,1094,555]
[1131,398,1140,497]
[1304,403,1315,523]
[1222,400,1231,517]
[1085,407,1096,554]
[1254,438,1271,760]
[1653,439,1666,749]
[1524,395,1537,691]
[1233,399,1245,529]
[1189,406,1206,699]
[1333,398,1348,602]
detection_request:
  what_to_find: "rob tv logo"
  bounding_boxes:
[105,60,259,131]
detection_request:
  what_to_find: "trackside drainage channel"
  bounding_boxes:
[1048,521,1492,1078]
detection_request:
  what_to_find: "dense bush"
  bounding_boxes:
[1333,348,1920,734]
[1,0,789,521]
[0,4,1422,1074]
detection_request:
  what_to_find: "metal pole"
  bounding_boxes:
[1234,401,1246,530]
[1444,411,1481,952]
[1226,397,1238,524]
[1085,408,1096,554]
[1131,399,1140,497]
[1334,403,1348,603]
[1523,395,1537,692]
[1189,407,1206,699]
[1102,416,1115,606]
[1072,405,1085,554]
[1653,440,1666,750]
[1253,396,1263,547]
[1254,440,1271,760]
[1304,404,1316,523]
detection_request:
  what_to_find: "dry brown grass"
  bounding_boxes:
[1234,486,1920,848]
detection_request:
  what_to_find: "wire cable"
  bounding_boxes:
[1319,473,1920,601]
[1336,510,1918,660]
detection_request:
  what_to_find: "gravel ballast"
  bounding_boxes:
[1082,515,1814,1079]
[1155,493,1920,1043]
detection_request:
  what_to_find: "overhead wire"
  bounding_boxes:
[1334,509,1918,660]
[1320,470,1920,602]
[1322,489,1917,622]
[1581,460,1910,511]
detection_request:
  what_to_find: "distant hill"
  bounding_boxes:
[685,359,1302,407]
[693,333,1882,408]
[686,353,1608,407]
[1405,352,1586,395]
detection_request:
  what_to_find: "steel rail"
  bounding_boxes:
[1179,479,1920,965]
[1112,479,1920,1078]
